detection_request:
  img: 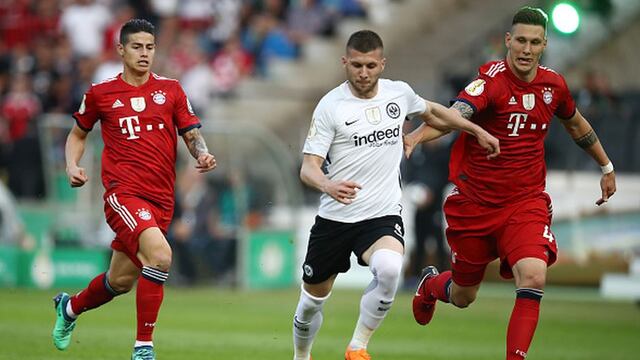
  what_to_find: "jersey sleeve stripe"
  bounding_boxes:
[177,123,202,136]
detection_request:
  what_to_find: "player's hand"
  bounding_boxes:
[66,165,88,187]
[403,133,418,159]
[475,130,500,159]
[195,153,217,173]
[324,180,362,205]
[596,172,616,206]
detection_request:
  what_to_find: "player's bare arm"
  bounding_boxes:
[403,124,448,158]
[300,154,361,205]
[560,109,616,205]
[422,100,500,159]
[181,127,217,173]
[65,124,89,187]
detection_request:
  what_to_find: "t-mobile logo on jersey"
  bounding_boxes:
[507,113,528,137]
[119,116,141,140]
[119,115,166,140]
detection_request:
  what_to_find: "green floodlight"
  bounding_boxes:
[551,3,581,34]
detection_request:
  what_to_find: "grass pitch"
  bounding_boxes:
[1,284,638,359]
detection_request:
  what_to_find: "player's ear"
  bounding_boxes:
[505,32,512,49]
[341,55,347,67]
[381,57,386,70]
[117,43,125,57]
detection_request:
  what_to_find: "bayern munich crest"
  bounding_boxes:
[543,87,553,104]
[136,208,152,221]
[152,90,166,105]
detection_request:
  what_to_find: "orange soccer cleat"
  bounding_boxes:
[345,348,371,360]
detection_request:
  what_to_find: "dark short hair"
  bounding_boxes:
[346,30,383,53]
[512,7,548,33]
[119,19,155,45]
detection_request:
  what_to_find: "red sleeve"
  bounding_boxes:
[73,86,99,131]
[173,82,201,135]
[452,73,495,114]
[555,75,577,120]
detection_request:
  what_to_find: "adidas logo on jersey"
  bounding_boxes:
[112,99,124,108]
[508,96,517,105]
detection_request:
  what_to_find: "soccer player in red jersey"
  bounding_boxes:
[51,19,216,360]
[406,7,616,359]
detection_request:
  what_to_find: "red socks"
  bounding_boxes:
[507,288,543,359]
[136,266,168,341]
[425,270,452,303]
[70,272,119,315]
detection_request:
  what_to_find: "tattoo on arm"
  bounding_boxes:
[451,101,474,120]
[183,128,209,159]
[574,129,599,148]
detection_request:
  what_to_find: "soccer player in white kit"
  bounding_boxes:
[292,30,500,360]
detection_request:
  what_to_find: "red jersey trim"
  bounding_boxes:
[557,107,577,121]
[177,123,201,136]
[72,115,93,132]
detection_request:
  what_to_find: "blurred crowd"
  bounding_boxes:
[0,0,378,199]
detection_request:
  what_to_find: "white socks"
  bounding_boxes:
[293,286,330,360]
[349,249,403,350]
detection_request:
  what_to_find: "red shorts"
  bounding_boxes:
[443,188,557,286]
[104,191,172,268]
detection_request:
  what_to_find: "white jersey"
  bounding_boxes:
[303,79,427,223]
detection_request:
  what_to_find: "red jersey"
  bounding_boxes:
[450,60,576,206]
[73,73,201,210]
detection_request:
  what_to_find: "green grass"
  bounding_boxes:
[1,284,638,359]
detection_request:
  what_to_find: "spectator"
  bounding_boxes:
[210,35,254,96]
[287,0,336,42]
[59,0,112,58]
[1,74,45,198]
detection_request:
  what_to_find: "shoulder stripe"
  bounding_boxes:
[152,73,178,82]
[484,62,506,78]
[538,65,559,75]
[95,76,119,85]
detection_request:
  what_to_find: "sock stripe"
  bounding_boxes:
[516,288,544,301]
[103,273,120,296]
[142,266,168,284]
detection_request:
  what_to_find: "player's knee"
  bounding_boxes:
[108,273,136,293]
[371,250,403,296]
[518,271,546,290]
[450,290,477,308]
[376,261,402,292]
[145,248,173,272]
[298,287,329,318]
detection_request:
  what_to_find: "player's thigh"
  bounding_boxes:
[137,227,172,270]
[104,192,169,269]
[301,216,354,285]
[361,235,404,265]
[354,215,405,266]
[303,274,338,298]
[498,194,557,280]
[444,195,498,286]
